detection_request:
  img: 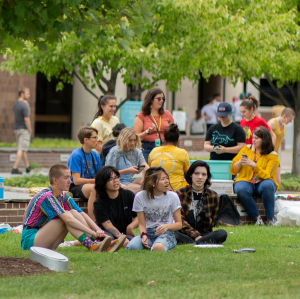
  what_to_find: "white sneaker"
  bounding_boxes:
[59,241,74,247]
[255,217,264,226]
[265,218,276,226]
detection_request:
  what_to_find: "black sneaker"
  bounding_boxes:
[11,168,22,175]
[26,166,31,173]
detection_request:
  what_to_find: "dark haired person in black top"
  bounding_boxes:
[94,166,138,248]
[176,160,227,244]
[204,102,246,161]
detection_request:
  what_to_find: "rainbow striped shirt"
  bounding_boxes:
[23,187,82,228]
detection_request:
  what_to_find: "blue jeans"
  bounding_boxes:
[141,141,156,164]
[126,228,177,252]
[234,180,276,219]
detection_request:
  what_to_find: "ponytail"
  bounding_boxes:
[94,95,117,119]
[164,123,179,143]
[240,95,259,111]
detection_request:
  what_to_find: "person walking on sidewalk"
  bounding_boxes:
[11,87,32,175]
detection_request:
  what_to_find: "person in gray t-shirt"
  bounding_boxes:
[12,87,32,175]
[201,97,217,131]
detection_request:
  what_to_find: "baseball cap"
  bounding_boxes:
[217,102,232,117]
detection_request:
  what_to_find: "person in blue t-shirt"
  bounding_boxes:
[67,126,101,220]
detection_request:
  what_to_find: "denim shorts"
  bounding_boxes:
[126,227,177,252]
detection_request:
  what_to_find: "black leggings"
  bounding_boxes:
[175,229,227,244]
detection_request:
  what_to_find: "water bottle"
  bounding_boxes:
[0,177,4,199]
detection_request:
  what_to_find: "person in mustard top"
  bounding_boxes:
[231,126,279,226]
[267,107,295,185]
[91,95,120,154]
[148,123,190,191]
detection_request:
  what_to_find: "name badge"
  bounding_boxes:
[155,139,161,147]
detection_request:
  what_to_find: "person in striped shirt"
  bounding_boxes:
[21,164,126,252]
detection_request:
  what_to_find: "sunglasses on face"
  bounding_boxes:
[154,97,165,102]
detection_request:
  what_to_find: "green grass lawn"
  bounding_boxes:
[1,226,300,298]
[0,138,80,148]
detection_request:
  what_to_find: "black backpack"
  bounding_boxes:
[216,194,241,226]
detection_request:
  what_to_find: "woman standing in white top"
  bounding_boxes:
[126,167,182,252]
[91,95,120,153]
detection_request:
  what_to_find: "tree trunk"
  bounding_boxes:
[292,82,300,174]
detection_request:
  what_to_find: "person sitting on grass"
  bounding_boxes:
[21,164,126,253]
[231,126,279,226]
[67,126,101,220]
[93,166,138,248]
[105,127,149,194]
[126,167,182,252]
[175,160,227,244]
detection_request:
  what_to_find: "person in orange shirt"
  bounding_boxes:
[231,126,279,226]
[133,88,174,162]
[267,108,295,186]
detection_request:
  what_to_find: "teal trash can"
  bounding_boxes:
[189,160,232,180]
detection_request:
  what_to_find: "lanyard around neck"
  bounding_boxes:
[253,149,261,163]
[81,147,96,178]
[150,114,162,132]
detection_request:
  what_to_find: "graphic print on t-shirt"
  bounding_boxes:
[144,205,171,223]
[243,126,252,140]
[150,151,175,173]
[211,131,234,145]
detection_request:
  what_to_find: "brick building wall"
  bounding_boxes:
[0,56,36,143]
[2,196,300,226]
[0,199,87,227]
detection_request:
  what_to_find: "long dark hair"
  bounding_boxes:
[253,126,274,155]
[185,160,212,188]
[240,95,259,111]
[142,167,169,199]
[141,87,165,116]
[164,123,179,144]
[94,166,120,198]
[94,95,117,119]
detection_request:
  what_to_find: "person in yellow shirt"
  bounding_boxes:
[231,126,279,226]
[267,107,295,185]
[148,123,190,191]
[91,95,120,153]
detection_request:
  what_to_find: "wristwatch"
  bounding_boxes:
[146,129,150,135]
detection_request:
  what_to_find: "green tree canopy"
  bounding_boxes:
[0,0,151,51]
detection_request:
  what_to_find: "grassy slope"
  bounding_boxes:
[1,226,300,299]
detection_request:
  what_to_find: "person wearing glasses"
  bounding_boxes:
[67,127,101,220]
[133,88,174,162]
[231,126,279,226]
[93,166,138,249]
[105,127,149,194]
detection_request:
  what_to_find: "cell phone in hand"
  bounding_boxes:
[137,165,146,171]
[213,144,220,150]
[241,153,248,158]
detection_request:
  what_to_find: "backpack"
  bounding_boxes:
[216,194,241,226]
